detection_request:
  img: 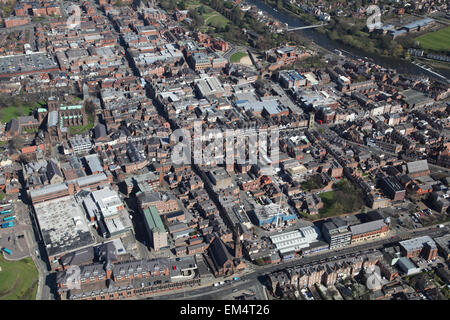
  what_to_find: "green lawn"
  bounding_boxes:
[317,179,364,219]
[0,105,34,124]
[0,255,38,300]
[204,13,229,29]
[69,114,94,135]
[415,26,450,52]
[0,100,44,124]
[230,51,248,63]
[192,4,229,30]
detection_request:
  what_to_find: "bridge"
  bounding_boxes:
[286,23,328,31]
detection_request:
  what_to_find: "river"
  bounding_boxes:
[246,0,450,82]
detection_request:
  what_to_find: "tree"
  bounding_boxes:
[277,0,283,10]
[392,44,404,58]
[255,257,265,266]
[230,6,243,26]
[84,100,96,116]
[8,136,24,151]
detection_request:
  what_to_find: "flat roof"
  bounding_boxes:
[33,196,94,258]
[399,235,437,252]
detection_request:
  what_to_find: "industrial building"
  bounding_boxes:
[269,226,320,259]
[396,257,421,276]
[33,195,95,269]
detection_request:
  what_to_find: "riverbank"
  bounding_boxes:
[246,0,450,81]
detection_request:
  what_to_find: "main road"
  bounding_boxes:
[147,224,448,300]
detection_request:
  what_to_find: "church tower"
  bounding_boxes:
[234,228,242,259]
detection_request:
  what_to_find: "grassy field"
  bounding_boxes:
[415,26,450,52]
[200,6,229,29]
[0,255,38,300]
[0,100,44,124]
[204,12,229,29]
[317,179,364,219]
[230,51,248,63]
[0,104,34,124]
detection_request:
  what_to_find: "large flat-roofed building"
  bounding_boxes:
[349,219,389,244]
[207,167,232,190]
[278,70,306,89]
[251,203,297,227]
[322,217,351,250]
[91,188,124,219]
[0,53,59,78]
[269,226,320,257]
[396,257,421,276]
[195,76,225,98]
[69,135,92,154]
[33,196,95,269]
[399,236,438,261]
[143,206,168,251]
[81,187,132,238]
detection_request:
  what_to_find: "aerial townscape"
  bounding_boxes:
[0,0,449,304]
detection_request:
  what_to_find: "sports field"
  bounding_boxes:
[0,255,38,300]
[415,26,450,52]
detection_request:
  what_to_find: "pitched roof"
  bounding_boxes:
[208,237,233,269]
[407,160,429,174]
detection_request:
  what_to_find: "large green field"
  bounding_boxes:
[415,26,450,52]
[0,255,38,300]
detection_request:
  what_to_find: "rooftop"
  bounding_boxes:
[33,196,94,258]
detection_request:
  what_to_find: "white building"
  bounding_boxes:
[270,226,320,255]
[69,135,92,154]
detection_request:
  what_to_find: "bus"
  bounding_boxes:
[2,248,12,255]
[1,221,14,228]
[3,216,16,222]
[0,205,11,211]
[0,209,12,215]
